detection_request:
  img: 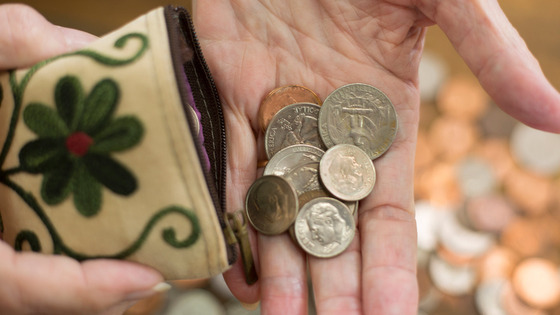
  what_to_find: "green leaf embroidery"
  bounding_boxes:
[73,162,102,217]
[23,103,69,137]
[19,139,67,173]
[80,79,119,134]
[92,116,143,152]
[84,153,137,196]
[55,76,84,130]
[41,162,74,205]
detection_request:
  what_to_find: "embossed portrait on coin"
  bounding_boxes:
[305,203,350,250]
[329,153,364,194]
[253,181,288,223]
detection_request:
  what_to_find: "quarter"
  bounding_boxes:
[318,83,398,160]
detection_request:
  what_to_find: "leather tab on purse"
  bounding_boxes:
[0,6,234,280]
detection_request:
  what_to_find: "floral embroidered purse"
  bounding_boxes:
[0,6,255,282]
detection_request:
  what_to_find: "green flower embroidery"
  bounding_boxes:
[19,76,143,217]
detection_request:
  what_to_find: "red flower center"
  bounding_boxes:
[66,132,93,157]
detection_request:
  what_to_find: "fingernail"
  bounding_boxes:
[126,282,171,301]
[240,301,260,311]
[152,282,172,293]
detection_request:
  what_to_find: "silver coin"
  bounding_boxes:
[510,122,560,176]
[475,279,508,315]
[428,253,477,296]
[319,144,376,201]
[265,102,326,159]
[318,83,398,160]
[263,144,325,195]
[294,197,355,258]
[298,189,359,215]
[438,211,495,258]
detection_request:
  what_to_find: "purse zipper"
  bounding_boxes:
[223,210,258,285]
[165,6,257,284]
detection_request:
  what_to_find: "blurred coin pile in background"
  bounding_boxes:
[416,52,560,315]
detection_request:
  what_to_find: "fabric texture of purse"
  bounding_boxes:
[0,6,251,281]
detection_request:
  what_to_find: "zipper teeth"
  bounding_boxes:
[183,10,228,215]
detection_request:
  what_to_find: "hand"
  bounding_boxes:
[194,0,560,314]
[0,4,166,315]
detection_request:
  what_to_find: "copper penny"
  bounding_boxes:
[512,258,560,309]
[258,85,322,132]
[465,194,517,233]
[436,75,489,122]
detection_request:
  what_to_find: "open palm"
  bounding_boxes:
[194,0,560,314]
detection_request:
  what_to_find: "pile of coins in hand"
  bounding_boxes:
[245,83,398,258]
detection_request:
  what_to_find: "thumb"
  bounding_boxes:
[0,3,97,70]
[419,0,560,133]
[0,242,167,315]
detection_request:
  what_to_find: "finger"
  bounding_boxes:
[308,235,362,315]
[258,233,308,315]
[418,0,560,133]
[357,84,420,315]
[0,242,166,315]
[0,4,97,70]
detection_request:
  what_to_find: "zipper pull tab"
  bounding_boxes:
[224,210,258,285]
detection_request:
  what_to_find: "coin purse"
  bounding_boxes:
[0,6,250,281]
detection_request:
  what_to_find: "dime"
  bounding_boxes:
[258,85,322,132]
[245,175,298,235]
[294,197,355,258]
[319,144,376,201]
[263,144,325,195]
[318,83,398,160]
[264,102,326,159]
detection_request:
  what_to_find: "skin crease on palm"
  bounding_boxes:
[0,0,559,315]
[194,1,560,314]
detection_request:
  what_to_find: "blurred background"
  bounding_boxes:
[2,0,559,314]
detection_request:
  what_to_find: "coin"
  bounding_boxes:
[501,281,547,315]
[428,116,478,162]
[504,167,554,216]
[258,85,322,132]
[438,211,495,259]
[428,253,477,296]
[319,144,376,201]
[263,144,325,195]
[464,194,516,233]
[436,75,489,122]
[318,83,398,160]
[512,258,560,309]
[475,279,507,315]
[477,246,518,282]
[264,102,325,159]
[456,156,497,198]
[294,197,355,258]
[510,122,560,176]
[298,189,358,215]
[245,175,298,235]
[415,201,447,253]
